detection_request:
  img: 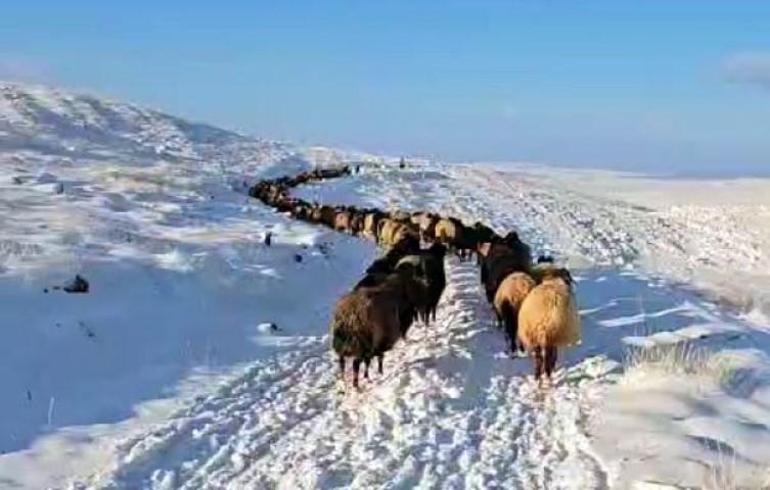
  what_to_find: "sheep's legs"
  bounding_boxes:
[510,337,519,355]
[533,346,544,381]
[377,355,384,375]
[338,356,346,378]
[545,347,557,380]
[363,358,370,379]
[352,359,361,389]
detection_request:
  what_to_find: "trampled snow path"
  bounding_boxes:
[3,83,769,488]
[86,257,607,489]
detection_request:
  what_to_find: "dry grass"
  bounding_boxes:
[623,342,738,388]
[703,449,770,490]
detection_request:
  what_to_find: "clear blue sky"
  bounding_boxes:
[2,1,769,176]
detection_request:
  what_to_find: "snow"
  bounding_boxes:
[480,162,770,326]
[1,82,770,489]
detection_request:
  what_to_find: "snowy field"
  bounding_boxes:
[1,82,770,489]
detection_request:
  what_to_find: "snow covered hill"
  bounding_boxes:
[0,81,292,165]
[1,83,769,489]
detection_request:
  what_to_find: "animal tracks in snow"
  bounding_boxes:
[77,163,768,489]
[88,258,608,489]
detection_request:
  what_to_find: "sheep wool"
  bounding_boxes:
[518,278,580,350]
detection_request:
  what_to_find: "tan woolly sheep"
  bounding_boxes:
[493,272,536,353]
[363,212,383,239]
[517,268,580,383]
[378,219,418,248]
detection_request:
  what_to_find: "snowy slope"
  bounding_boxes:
[477,162,770,325]
[0,82,375,487]
[1,83,770,489]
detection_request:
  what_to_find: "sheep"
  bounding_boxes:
[291,202,312,220]
[394,256,431,324]
[479,240,532,303]
[502,231,531,265]
[378,219,419,248]
[349,211,365,235]
[391,262,431,329]
[389,210,412,223]
[436,217,478,260]
[529,261,569,284]
[363,211,384,240]
[359,263,427,335]
[493,272,536,353]
[330,283,402,389]
[517,267,580,383]
[364,236,421,277]
[410,212,440,242]
[377,218,400,245]
[394,225,420,248]
[435,218,465,254]
[476,239,507,263]
[421,243,447,321]
[309,205,323,223]
[310,205,337,228]
[334,210,352,232]
[470,222,496,249]
[395,242,446,323]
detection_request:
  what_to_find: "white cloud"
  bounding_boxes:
[723,52,770,90]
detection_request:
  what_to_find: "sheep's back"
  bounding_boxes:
[330,289,401,356]
[494,272,536,313]
[518,281,580,349]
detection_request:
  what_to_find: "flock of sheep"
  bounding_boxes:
[249,165,581,389]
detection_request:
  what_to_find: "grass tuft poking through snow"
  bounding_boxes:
[705,449,770,490]
[598,342,770,489]
[622,342,739,389]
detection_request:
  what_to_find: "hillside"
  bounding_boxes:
[1,83,769,489]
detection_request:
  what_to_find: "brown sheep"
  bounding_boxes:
[479,241,532,304]
[330,285,402,388]
[517,268,580,383]
[411,212,440,242]
[493,272,536,353]
[394,251,444,326]
[313,205,336,228]
[392,224,419,247]
[349,212,365,235]
[476,241,511,261]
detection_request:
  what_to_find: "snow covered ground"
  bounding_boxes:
[1,82,770,489]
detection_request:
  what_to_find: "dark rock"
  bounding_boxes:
[63,274,89,293]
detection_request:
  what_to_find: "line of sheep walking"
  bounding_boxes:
[248,164,581,388]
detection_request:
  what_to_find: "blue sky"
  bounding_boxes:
[2,1,769,176]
